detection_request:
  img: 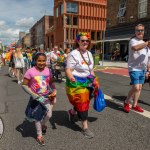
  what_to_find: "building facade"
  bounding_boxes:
[30,16,54,49]
[22,33,31,48]
[104,0,150,61]
[46,0,107,50]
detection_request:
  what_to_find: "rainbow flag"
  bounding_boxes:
[66,76,93,112]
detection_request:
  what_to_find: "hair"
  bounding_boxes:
[135,24,145,30]
[14,48,22,59]
[34,52,46,62]
[75,32,91,49]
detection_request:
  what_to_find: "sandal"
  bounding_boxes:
[36,136,45,146]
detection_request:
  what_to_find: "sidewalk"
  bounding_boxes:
[97,60,128,68]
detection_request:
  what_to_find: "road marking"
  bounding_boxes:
[104,94,150,119]
[0,117,4,139]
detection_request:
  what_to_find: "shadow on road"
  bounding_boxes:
[16,120,36,139]
[50,111,98,132]
[112,95,150,106]
[50,110,81,131]
[105,99,125,112]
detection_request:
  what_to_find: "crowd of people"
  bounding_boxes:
[0,26,150,146]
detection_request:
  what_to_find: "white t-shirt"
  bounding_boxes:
[128,37,149,71]
[148,50,150,65]
[50,51,60,61]
[66,49,94,77]
[46,52,51,65]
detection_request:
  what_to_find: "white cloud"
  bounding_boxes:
[16,17,34,28]
[0,21,5,26]
[0,28,20,38]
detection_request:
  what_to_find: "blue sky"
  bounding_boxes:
[0,0,53,45]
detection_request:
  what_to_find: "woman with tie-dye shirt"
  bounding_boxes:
[22,53,57,146]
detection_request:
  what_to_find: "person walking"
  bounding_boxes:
[65,32,96,138]
[22,53,57,146]
[124,24,150,113]
[14,48,25,84]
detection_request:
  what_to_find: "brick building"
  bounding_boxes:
[30,15,54,49]
[22,33,31,48]
[46,0,107,50]
[104,0,150,61]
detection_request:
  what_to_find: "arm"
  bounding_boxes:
[132,41,148,51]
[65,68,76,82]
[22,78,39,99]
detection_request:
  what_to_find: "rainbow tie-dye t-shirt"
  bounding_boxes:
[24,67,51,96]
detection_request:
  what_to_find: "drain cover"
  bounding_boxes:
[0,117,4,139]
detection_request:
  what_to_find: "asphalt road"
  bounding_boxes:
[0,67,150,150]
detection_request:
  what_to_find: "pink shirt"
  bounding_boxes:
[24,67,52,96]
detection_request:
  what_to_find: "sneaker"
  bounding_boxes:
[42,125,47,135]
[81,128,94,139]
[124,102,130,113]
[18,81,21,84]
[68,109,75,122]
[132,105,144,113]
[36,136,45,146]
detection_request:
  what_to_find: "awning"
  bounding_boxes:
[96,34,133,43]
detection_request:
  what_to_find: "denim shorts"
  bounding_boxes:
[129,70,145,85]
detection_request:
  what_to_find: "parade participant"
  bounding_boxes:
[26,48,32,69]
[14,48,25,84]
[66,32,96,138]
[9,50,16,77]
[45,49,52,67]
[50,45,60,63]
[22,53,57,146]
[0,53,2,70]
[124,24,150,113]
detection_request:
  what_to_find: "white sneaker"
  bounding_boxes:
[18,81,21,84]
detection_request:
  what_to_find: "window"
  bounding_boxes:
[60,4,64,14]
[97,32,100,41]
[73,16,78,25]
[138,0,148,18]
[56,8,58,17]
[91,32,95,40]
[67,2,78,14]
[66,16,72,25]
[117,0,126,17]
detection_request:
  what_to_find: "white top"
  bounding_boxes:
[50,51,60,61]
[128,37,149,71]
[148,50,150,65]
[46,52,51,65]
[66,49,94,77]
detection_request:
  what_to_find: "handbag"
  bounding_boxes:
[25,97,48,121]
[93,88,106,112]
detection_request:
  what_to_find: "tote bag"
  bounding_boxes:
[25,97,48,121]
[93,88,106,112]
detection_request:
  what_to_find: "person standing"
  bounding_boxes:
[124,24,150,113]
[66,32,95,138]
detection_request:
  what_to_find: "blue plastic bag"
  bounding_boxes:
[93,89,106,112]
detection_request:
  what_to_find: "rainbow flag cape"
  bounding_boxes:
[66,76,93,112]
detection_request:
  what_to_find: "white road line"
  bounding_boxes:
[104,94,150,119]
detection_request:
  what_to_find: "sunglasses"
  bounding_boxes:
[136,30,144,33]
[80,40,89,43]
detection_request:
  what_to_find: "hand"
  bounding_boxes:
[70,77,76,82]
[48,90,57,100]
[36,96,45,103]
